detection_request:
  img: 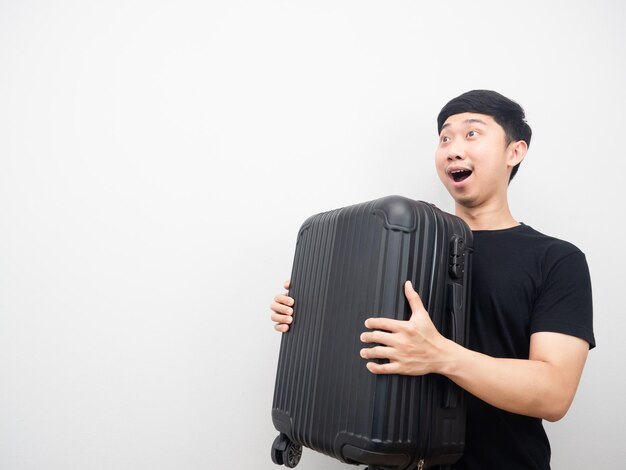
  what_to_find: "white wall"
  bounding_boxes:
[0,1,624,468]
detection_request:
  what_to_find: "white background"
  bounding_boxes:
[1,1,624,468]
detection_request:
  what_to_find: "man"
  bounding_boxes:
[270,90,595,469]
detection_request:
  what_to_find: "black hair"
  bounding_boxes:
[437,90,532,182]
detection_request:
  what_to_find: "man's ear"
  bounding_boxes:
[507,140,528,168]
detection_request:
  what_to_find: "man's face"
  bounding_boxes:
[435,112,517,209]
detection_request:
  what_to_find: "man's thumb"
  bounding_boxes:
[404,280,426,317]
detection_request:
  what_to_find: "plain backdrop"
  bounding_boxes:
[1,1,624,468]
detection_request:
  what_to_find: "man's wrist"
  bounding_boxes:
[437,337,466,378]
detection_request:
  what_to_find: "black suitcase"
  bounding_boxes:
[271,195,473,470]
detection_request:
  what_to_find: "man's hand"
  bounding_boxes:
[359,280,453,375]
[270,280,294,332]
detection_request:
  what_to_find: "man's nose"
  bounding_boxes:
[447,142,466,160]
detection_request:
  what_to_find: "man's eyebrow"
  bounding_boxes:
[440,118,488,131]
[465,118,487,126]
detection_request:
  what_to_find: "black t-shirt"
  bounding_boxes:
[454,224,595,470]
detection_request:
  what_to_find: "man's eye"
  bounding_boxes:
[440,136,450,143]
[467,130,477,138]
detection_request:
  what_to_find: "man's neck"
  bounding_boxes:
[455,201,519,231]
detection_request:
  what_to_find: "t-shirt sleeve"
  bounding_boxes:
[530,249,595,349]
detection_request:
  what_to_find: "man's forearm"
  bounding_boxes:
[439,333,588,422]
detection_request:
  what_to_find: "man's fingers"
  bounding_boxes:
[360,329,396,346]
[360,345,394,360]
[271,281,293,333]
[271,311,293,324]
[270,296,294,326]
[363,316,403,332]
[360,345,400,374]
[273,294,294,307]
[365,360,399,375]
[270,300,293,316]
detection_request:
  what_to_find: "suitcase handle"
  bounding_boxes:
[445,283,464,343]
[443,283,464,408]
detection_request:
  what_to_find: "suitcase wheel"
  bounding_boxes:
[271,433,302,468]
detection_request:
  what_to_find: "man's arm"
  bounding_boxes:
[360,281,589,422]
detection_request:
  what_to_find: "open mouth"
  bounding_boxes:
[450,169,472,183]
